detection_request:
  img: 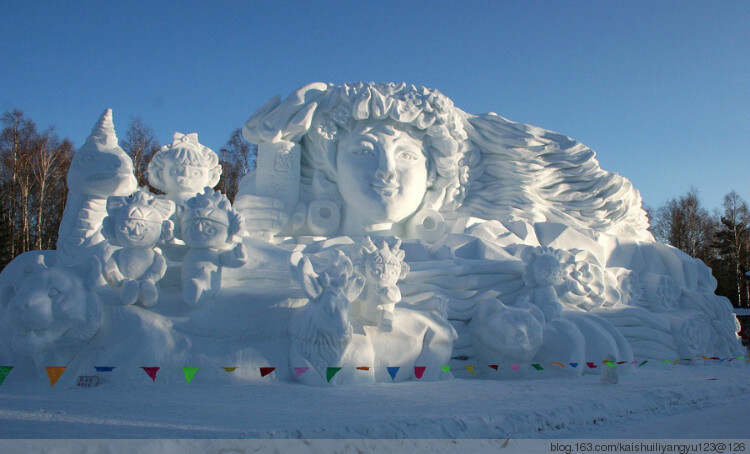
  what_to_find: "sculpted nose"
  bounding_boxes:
[375,148,396,181]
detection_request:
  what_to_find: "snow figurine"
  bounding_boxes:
[600,354,619,384]
[519,247,566,323]
[147,132,222,207]
[356,236,410,332]
[100,189,176,307]
[180,187,247,306]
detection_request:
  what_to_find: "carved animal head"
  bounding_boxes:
[359,236,409,287]
[3,255,102,362]
[68,109,137,197]
[292,250,364,339]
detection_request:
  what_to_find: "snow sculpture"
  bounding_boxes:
[100,189,175,306]
[147,132,221,206]
[289,249,372,385]
[356,236,409,331]
[238,81,743,375]
[57,109,138,267]
[180,187,247,306]
[2,254,102,372]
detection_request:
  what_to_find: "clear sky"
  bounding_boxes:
[1,0,748,212]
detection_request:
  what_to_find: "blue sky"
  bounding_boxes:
[1,0,748,212]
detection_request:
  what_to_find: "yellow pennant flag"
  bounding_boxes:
[465,365,476,376]
[222,367,237,373]
[46,367,66,387]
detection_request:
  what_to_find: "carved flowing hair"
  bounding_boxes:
[243,82,651,239]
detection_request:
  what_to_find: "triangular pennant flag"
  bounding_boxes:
[672,359,680,365]
[511,364,520,371]
[260,367,275,377]
[414,366,426,379]
[737,356,745,360]
[440,366,451,373]
[0,366,12,386]
[222,367,237,372]
[488,364,499,371]
[551,362,565,368]
[701,355,713,360]
[705,378,719,381]
[569,362,579,368]
[183,367,199,384]
[660,360,671,365]
[326,367,342,382]
[728,358,736,362]
[710,356,720,360]
[616,361,626,365]
[586,362,597,369]
[356,366,370,371]
[294,367,309,378]
[532,364,543,371]
[465,365,476,376]
[638,360,648,367]
[387,367,400,380]
[603,361,615,368]
[142,367,159,382]
[46,367,66,387]
[94,366,115,372]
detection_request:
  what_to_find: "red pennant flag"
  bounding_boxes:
[260,367,275,377]
[414,366,426,379]
[142,367,159,382]
[489,364,499,371]
[586,362,597,369]
[616,361,626,365]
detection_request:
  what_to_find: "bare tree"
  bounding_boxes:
[216,128,256,202]
[121,118,160,188]
[713,191,750,307]
[652,187,717,263]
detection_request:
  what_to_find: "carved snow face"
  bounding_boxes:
[114,217,163,248]
[183,218,229,249]
[365,252,402,287]
[336,123,427,227]
[161,159,211,197]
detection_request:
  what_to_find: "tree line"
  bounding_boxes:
[0,109,254,270]
[1,109,748,308]
[649,188,750,308]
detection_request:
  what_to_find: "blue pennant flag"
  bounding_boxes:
[95,366,116,372]
[569,363,579,368]
[387,367,400,381]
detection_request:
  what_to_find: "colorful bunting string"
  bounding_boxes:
[0,366,12,386]
[183,367,199,384]
[46,366,66,387]
[142,367,159,382]
[326,367,341,383]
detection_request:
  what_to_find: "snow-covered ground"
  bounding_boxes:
[0,362,748,439]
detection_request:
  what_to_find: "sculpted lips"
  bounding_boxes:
[371,179,399,198]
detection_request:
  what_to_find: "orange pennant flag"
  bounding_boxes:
[552,362,565,368]
[46,367,66,387]
[356,366,370,371]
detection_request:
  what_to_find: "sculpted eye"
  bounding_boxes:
[397,150,420,161]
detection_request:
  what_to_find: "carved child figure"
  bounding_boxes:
[101,189,176,306]
[147,132,222,207]
[181,187,247,306]
[357,237,410,332]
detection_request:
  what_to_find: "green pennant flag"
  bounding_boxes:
[660,360,671,365]
[0,366,12,386]
[326,367,342,383]
[183,367,199,384]
[440,365,451,373]
[638,360,648,367]
[532,364,543,371]
[603,361,615,368]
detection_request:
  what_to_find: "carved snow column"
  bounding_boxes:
[254,140,301,221]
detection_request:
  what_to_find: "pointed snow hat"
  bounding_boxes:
[83,108,119,150]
